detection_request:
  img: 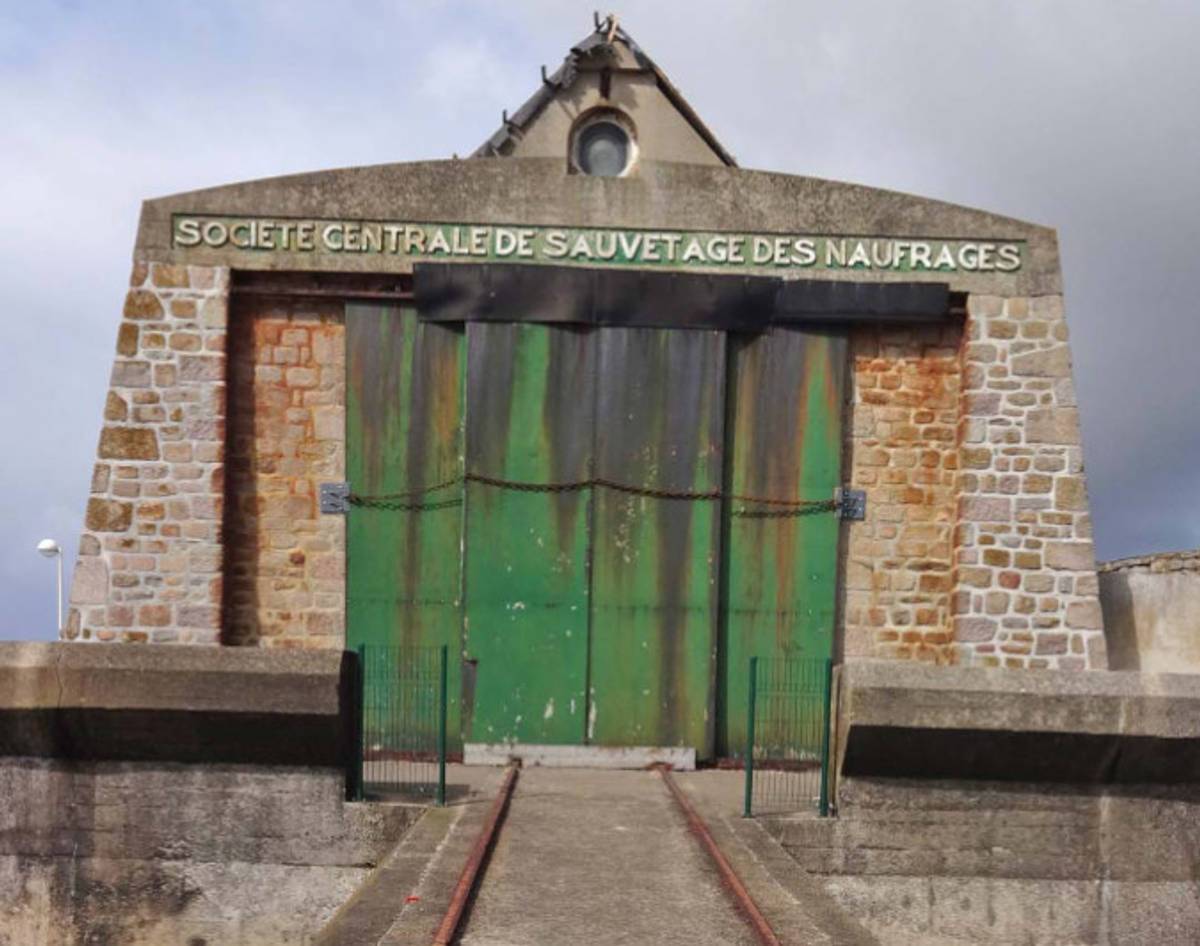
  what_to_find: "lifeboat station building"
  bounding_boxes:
[6,19,1200,946]
[61,21,1110,762]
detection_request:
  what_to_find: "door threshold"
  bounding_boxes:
[463,743,696,771]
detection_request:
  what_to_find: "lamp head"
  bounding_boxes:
[36,539,61,558]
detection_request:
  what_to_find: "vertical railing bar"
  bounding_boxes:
[356,643,367,801]
[818,656,832,818]
[437,644,448,806]
[744,655,757,818]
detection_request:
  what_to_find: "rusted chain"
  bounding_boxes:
[349,472,841,515]
[348,497,463,512]
[731,500,839,519]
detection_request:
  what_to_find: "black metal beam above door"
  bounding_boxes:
[413,262,951,330]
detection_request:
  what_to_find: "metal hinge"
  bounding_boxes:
[320,482,350,515]
[835,488,866,521]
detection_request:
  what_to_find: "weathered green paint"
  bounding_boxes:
[346,306,842,758]
[463,323,594,745]
[718,328,846,756]
[345,303,467,748]
[588,329,726,755]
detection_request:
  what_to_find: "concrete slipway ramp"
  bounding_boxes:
[315,765,878,946]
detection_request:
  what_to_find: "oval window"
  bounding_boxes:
[575,120,632,177]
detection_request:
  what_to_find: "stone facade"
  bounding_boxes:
[841,320,962,664]
[68,272,1104,667]
[953,295,1104,669]
[67,264,229,643]
[222,296,346,647]
[840,295,1104,669]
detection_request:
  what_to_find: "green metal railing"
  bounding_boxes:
[352,644,447,804]
[743,656,833,818]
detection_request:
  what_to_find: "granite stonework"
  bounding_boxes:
[222,294,346,647]
[840,295,1100,669]
[67,263,230,644]
[952,295,1103,669]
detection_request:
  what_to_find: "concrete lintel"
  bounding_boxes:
[464,743,696,771]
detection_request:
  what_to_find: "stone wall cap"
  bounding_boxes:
[1098,548,1200,574]
[0,641,344,714]
[838,659,1200,739]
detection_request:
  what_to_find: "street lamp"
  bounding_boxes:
[37,539,63,635]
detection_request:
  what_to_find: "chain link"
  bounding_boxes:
[349,473,841,516]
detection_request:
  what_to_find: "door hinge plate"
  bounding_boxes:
[320,482,350,515]
[836,488,866,521]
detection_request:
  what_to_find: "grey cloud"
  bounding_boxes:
[1,1,1196,638]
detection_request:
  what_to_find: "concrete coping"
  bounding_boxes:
[0,641,345,714]
[840,660,1200,737]
[1098,549,1200,573]
[836,661,1200,784]
[0,642,351,768]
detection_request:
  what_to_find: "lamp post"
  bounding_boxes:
[37,539,62,635]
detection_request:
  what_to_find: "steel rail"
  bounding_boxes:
[430,763,519,946]
[657,765,783,946]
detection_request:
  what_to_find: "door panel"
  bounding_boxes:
[345,303,466,745]
[718,328,846,756]
[588,328,726,754]
[463,323,595,744]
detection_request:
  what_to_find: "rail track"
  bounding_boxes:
[433,763,783,946]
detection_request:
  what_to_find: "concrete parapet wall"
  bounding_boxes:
[835,660,1200,784]
[1099,551,1200,672]
[756,660,1200,944]
[0,642,352,766]
[0,643,408,946]
[1,760,416,946]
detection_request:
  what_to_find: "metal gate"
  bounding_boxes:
[743,656,833,817]
[352,644,448,803]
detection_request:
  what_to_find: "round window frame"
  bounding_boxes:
[569,110,638,178]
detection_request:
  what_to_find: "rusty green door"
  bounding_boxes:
[718,327,847,757]
[345,303,466,747]
[588,328,727,755]
[462,323,595,745]
[346,304,844,757]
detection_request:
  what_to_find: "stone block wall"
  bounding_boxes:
[67,269,1103,668]
[66,264,229,643]
[953,295,1104,669]
[839,295,1104,668]
[841,321,962,663]
[222,296,346,647]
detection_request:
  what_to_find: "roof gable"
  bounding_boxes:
[473,16,736,169]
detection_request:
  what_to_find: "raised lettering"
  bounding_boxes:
[996,243,1022,272]
[202,221,229,247]
[543,230,569,258]
[175,218,202,247]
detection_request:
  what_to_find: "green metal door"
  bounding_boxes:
[718,327,846,756]
[346,304,845,758]
[588,328,727,755]
[346,303,466,747]
[462,323,595,745]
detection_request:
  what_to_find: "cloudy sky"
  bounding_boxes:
[1,1,1198,640]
